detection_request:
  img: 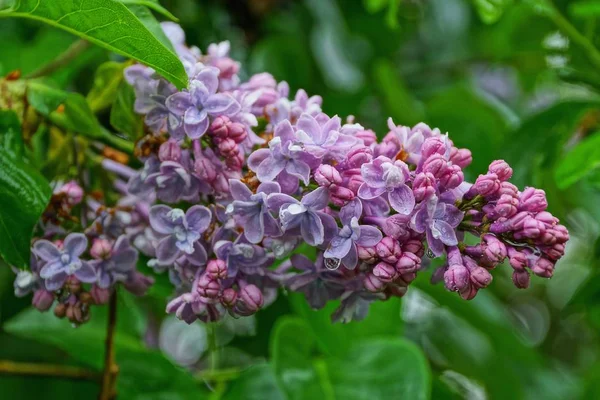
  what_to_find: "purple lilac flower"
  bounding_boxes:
[89,236,139,289]
[33,233,96,291]
[146,155,203,203]
[165,67,240,140]
[411,195,464,256]
[324,199,383,270]
[358,156,415,215]
[247,119,318,194]
[149,205,211,266]
[226,180,282,243]
[214,235,274,278]
[267,187,337,246]
[294,113,359,160]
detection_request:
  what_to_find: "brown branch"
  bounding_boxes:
[0,360,99,381]
[98,290,119,400]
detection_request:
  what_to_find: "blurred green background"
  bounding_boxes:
[2,0,600,398]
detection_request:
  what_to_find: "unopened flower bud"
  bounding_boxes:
[512,270,530,289]
[357,245,378,264]
[54,303,67,318]
[402,240,424,257]
[158,140,182,162]
[373,262,397,282]
[439,164,464,190]
[90,285,111,305]
[90,238,112,259]
[206,259,227,279]
[482,234,507,264]
[355,130,377,146]
[314,165,342,187]
[375,237,402,264]
[449,147,472,168]
[421,137,447,159]
[209,115,231,138]
[422,154,447,178]
[330,185,355,206]
[488,160,513,181]
[493,194,518,218]
[221,288,238,307]
[530,257,554,278]
[237,284,264,314]
[217,138,237,156]
[195,157,217,182]
[519,187,548,212]
[58,181,84,206]
[364,273,386,292]
[228,122,247,143]
[470,267,492,289]
[473,173,501,197]
[383,214,411,240]
[498,181,518,197]
[32,290,54,311]
[412,172,436,202]
[395,252,420,273]
[444,263,470,292]
[197,275,220,298]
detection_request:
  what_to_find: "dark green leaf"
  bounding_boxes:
[119,0,178,22]
[0,109,24,159]
[555,132,600,189]
[0,0,187,89]
[0,147,51,267]
[110,80,143,140]
[86,61,126,113]
[222,364,286,400]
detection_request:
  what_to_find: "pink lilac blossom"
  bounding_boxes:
[12,22,569,325]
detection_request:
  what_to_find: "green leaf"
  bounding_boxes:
[470,0,513,24]
[119,0,178,21]
[86,61,126,113]
[222,364,286,400]
[110,80,143,140]
[555,132,600,189]
[0,0,187,89]
[0,109,24,159]
[0,146,51,267]
[570,1,600,18]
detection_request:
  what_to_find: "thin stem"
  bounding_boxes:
[0,360,99,381]
[208,323,218,372]
[25,39,91,79]
[98,290,119,400]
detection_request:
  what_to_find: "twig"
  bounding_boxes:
[26,39,91,79]
[98,290,119,400]
[0,360,99,381]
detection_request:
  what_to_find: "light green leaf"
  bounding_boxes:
[110,80,143,140]
[87,61,126,113]
[470,0,513,24]
[119,0,178,21]
[555,132,600,189]
[222,364,286,400]
[0,146,51,268]
[0,0,187,89]
[570,1,600,18]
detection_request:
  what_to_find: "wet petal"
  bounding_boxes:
[267,193,299,211]
[357,184,386,200]
[165,92,192,116]
[356,225,383,247]
[300,212,325,246]
[186,205,212,234]
[257,156,286,182]
[342,244,358,270]
[301,187,329,210]
[285,160,311,185]
[183,108,209,139]
[229,179,253,201]
[149,205,177,234]
[324,235,352,259]
[431,219,458,246]
[388,185,415,215]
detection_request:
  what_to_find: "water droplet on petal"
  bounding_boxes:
[325,257,341,270]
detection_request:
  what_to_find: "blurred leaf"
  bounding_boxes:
[471,0,514,24]
[86,61,126,113]
[570,1,600,18]
[119,0,178,21]
[0,146,51,268]
[555,132,600,189]
[363,0,389,13]
[110,80,143,140]
[222,364,286,400]
[0,109,24,159]
[0,0,187,89]
[124,3,176,55]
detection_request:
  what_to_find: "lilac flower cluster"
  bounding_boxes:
[13,23,569,325]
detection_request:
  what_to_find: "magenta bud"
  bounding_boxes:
[90,285,111,305]
[444,264,470,292]
[197,275,220,298]
[494,194,518,218]
[383,214,411,241]
[364,273,386,292]
[209,115,231,138]
[314,165,342,187]
[412,172,436,202]
[158,140,182,162]
[344,171,364,194]
[214,57,240,79]
[512,270,530,289]
[217,138,238,156]
[470,267,492,289]
[439,164,464,190]
[228,122,247,143]
[357,245,378,264]
[473,173,501,197]
[530,257,554,278]
[459,285,478,300]
[355,130,377,146]
[375,237,402,264]
[195,157,217,182]
[498,182,518,197]
[482,234,507,264]
[421,137,447,159]
[32,289,54,311]
[396,252,421,273]
[553,225,569,244]
[238,284,264,313]
[345,147,373,169]
[206,259,227,279]
[544,243,565,261]
[221,288,238,307]
[124,271,154,296]
[507,248,527,270]
[59,181,84,206]
[449,147,472,168]
[488,160,513,182]
[519,187,548,212]
[373,262,398,282]
[422,154,448,178]
[516,217,544,239]
[330,185,355,206]
[396,271,417,286]
[90,238,112,259]
[402,240,424,257]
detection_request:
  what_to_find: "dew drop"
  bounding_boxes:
[325,257,341,270]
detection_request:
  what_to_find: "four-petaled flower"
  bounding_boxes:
[358,156,415,215]
[214,235,274,277]
[33,233,96,291]
[412,195,464,257]
[324,199,383,269]
[294,113,358,160]
[89,236,139,289]
[149,205,211,266]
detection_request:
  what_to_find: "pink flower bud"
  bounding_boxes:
[459,285,478,300]
[439,164,464,190]
[330,185,355,206]
[421,137,447,159]
[449,147,472,168]
[375,237,402,264]
[498,181,518,197]
[518,187,548,212]
[90,238,113,259]
[90,285,111,305]
[344,148,373,169]
[58,181,84,206]
[197,275,220,298]
[444,263,470,292]
[530,257,554,278]
[494,194,518,218]
[238,284,264,313]
[314,165,342,187]
[32,289,54,311]
[544,243,565,261]
[413,172,436,202]
[396,271,417,286]
[344,170,364,194]
[470,267,492,289]
[473,173,501,197]
[355,130,377,146]
[221,288,238,307]
[488,160,513,181]
[206,259,227,279]
[372,262,398,282]
[228,122,247,143]
[482,234,507,264]
[364,273,386,292]
[217,138,238,156]
[395,252,420,273]
[158,140,182,162]
[507,248,527,270]
[383,214,411,241]
[422,154,448,178]
[209,115,231,138]
[357,245,378,264]
[214,57,240,79]
[512,270,530,289]
[195,157,217,182]
[225,151,244,171]
[515,216,544,239]
[402,240,424,257]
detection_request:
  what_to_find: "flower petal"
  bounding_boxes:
[156,236,180,265]
[186,205,212,234]
[187,242,208,266]
[165,92,192,116]
[342,244,358,270]
[356,225,383,247]
[183,108,209,139]
[267,193,298,211]
[204,93,239,115]
[296,113,322,144]
[149,205,177,234]
[229,179,253,200]
[33,240,60,262]
[64,233,88,258]
[257,181,281,196]
[257,156,286,182]
[339,199,363,226]
[431,219,458,246]
[74,261,97,283]
[247,148,270,172]
[40,260,66,279]
[324,235,352,259]
[361,163,386,188]
[301,212,325,246]
[301,187,329,210]
[285,159,311,185]
[388,184,415,215]
[243,212,265,244]
[357,184,386,200]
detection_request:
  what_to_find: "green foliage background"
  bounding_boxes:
[2,0,600,398]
